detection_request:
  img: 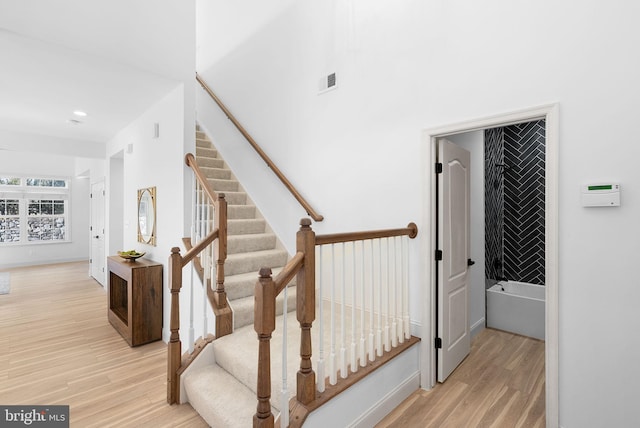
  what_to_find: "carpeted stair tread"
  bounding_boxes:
[207,178,239,192]
[196,146,217,158]
[227,233,276,254]
[212,310,304,412]
[225,249,288,277]
[225,267,296,301]
[198,166,230,180]
[228,218,265,235]
[220,191,247,205]
[183,364,257,427]
[196,157,224,169]
[228,205,256,220]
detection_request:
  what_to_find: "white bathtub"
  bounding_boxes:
[486,281,545,340]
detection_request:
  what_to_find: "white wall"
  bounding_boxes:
[196,1,640,426]
[0,151,90,268]
[106,84,192,342]
[0,129,105,158]
[447,131,485,338]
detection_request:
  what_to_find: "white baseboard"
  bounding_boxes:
[350,371,421,428]
[471,317,486,339]
[410,320,422,338]
[0,257,88,270]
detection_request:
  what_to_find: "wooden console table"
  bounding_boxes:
[107,256,163,347]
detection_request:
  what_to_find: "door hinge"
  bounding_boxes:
[90,258,92,264]
[90,193,93,198]
[435,162,443,174]
[435,337,442,349]
[102,190,105,196]
[435,250,443,261]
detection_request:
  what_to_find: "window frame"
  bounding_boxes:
[0,175,71,245]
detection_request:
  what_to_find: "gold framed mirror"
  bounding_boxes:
[137,187,156,246]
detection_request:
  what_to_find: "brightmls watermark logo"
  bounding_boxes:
[1,406,69,427]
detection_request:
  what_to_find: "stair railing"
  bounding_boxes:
[167,153,231,404]
[196,73,324,222]
[254,219,418,427]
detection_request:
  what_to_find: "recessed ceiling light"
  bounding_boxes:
[73,110,87,117]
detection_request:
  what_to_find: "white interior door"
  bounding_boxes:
[90,181,106,286]
[437,138,471,382]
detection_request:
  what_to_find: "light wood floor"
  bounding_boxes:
[0,261,207,428]
[1,261,544,427]
[376,328,545,428]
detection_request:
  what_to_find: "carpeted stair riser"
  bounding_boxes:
[196,146,217,158]
[225,268,295,301]
[221,192,247,206]
[227,233,276,254]
[228,205,256,220]
[183,365,259,427]
[224,249,288,277]
[228,218,265,235]
[199,167,230,180]
[230,288,297,333]
[207,178,239,192]
[196,157,225,169]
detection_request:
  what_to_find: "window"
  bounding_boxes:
[0,199,20,243]
[0,176,70,245]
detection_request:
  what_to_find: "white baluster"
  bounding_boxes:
[403,236,411,339]
[281,285,289,427]
[368,239,375,362]
[377,239,383,357]
[351,241,357,372]
[384,238,391,352]
[316,246,325,393]
[396,236,404,344]
[330,244,337,385]
[359,240,367,367]
[390,237,398,349]
[340,242,347,378]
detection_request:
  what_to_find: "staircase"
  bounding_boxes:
[194,127,293,330]
[182,127,297,426]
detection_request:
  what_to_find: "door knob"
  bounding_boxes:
[94,235,100,239]
[467,259,475,267]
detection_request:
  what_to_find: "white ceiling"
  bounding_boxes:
[0,0,195,145]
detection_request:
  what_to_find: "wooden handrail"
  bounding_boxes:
[273,251,304,295]
[196,73,324,222]
[167,152,231,405]
[181,228,219,267]
[185,153,219,202]
[315,222,418,246]
[253,218,419,424]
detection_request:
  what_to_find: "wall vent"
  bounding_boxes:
[318,72,337,94]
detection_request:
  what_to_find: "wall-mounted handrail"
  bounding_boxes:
[196,73,324,222]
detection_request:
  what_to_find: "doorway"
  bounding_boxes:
[90,180,106,285]
[421,104,559,427]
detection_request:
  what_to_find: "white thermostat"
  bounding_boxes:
[582,183,620,207]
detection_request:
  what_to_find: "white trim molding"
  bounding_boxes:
[420,103,559,428]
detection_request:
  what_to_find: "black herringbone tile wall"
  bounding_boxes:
[484,120,545,285]
[484,127,504,281]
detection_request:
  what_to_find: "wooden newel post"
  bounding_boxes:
[254,268,276,428]
[167,247,183,404]
[214,194,232,337]
[296,218,316,404]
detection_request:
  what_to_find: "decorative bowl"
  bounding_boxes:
[117,250,145,261]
